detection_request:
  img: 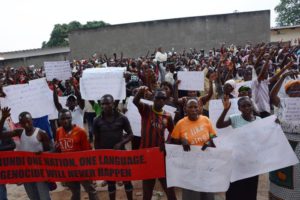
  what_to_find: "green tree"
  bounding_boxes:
[275,0,300,26]
[42,20,109,48]
[83,21,108,29]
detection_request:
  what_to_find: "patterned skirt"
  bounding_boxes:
[269,133,300,200]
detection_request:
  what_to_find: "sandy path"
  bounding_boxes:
[7,174,269,200]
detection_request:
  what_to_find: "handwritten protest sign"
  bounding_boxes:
[80,68,126,100]
[0,148,165,184]
[0,78,55,122]
[166,144,232,192]
[209,98,240,135]
[281,98,300,121]
[125,97,176,137]
[44,61,72,81]
[177,71,204,91]
[214,115,299,182]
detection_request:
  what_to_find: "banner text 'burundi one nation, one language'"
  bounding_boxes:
[0,148,165,184]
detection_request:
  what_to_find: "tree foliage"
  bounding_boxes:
[275,0,300,26]
[42,20,109,48]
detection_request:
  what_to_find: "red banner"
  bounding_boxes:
[0,148,165,184]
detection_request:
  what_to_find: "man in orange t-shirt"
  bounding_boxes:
[55,109,99,200]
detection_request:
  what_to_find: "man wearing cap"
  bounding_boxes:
[53,78,85,128]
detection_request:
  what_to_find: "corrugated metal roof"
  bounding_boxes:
[0,46,70,60]
[271,24,300,30]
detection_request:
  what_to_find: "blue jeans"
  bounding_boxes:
[0,184,8,200]
[23,182,51,200]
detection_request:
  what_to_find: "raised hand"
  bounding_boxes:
[1,107,11,120]
[222,95,231,110]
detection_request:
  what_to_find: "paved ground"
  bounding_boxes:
[7,174,269,200]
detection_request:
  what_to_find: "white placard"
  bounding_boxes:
[44,61,72,81]
[82,67,126,77]
[214,115,299,182]
[48,96,69,120]
[125,97,142,137]
[80,68,126,100]
[0,78,55,122]
[281,98,300,121]
[166,144,233,192]
[125,97,177,137]
[209,98,240,135]
[177,71,204,91]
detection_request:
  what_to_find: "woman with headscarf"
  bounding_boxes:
[223,79,237,98]
[269,70,300,199]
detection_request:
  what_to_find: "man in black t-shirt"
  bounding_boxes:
[93,94,133,200]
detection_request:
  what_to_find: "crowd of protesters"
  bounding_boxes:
[0,40,300,200]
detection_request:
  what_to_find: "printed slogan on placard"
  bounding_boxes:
[0,148,165,184]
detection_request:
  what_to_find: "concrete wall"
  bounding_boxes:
[0,52,70,68]
[69,10,270,59]
[271,27,300,46]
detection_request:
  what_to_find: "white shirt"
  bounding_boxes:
[19,128,43,152]
[84,100,95,113]
[71,106,84,128]
[251,79,270,113]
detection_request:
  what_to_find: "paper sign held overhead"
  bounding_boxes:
[0,78,54,122]
[80,68,126,100]
[44,61,72,81]
[177,71,204,91]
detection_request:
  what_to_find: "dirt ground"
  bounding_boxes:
[7,174,269,200]
[7,123,270,200]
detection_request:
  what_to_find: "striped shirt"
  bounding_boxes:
[137,103,174,148]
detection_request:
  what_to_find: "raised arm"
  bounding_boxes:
[72,78,85,110]
[133,86,148,108]
[173,80,184,106]
[0,108,16,151]
[216,95,232,128]
[0,107,10,131]
[201,72,217,105]
[270,70,299,107]
[0,84,6,98]
[254,48,265,70]
[53,87,63,112]
[257,55,270,82]
[269,61,294,85]
[0,107,23,139]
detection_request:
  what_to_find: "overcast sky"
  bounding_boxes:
[0,0,280,52]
